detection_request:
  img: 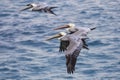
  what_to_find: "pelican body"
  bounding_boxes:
[52,23,96,74]
[20,3,57,15]
[54,23,96,50]
[60,32,85,74]
[54,23,96,38]
[47,31,89,74]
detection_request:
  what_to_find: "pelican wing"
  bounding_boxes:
[65,35,83,74]
[59,40,70,52]
[72,44,82,57]
[67,43,82,73]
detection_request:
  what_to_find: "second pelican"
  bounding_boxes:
[47,31,89,74]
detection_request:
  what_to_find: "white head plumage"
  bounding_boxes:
[68,23,75,28]
[59,32,66,36]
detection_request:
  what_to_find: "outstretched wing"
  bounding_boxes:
[59,40,70,52]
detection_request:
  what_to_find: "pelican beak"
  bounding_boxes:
[90,27,96,30]
[54,25,69,30]
[20,5,32,11]
[46,34,62,40]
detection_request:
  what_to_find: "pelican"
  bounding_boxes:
[20,3,57,15]
[46,32,89,51]
[52,23,96,74]
[47,31,89,74]
[54,23,96,48]
[54,23,96,37]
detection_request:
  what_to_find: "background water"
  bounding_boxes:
[0,0,120,80]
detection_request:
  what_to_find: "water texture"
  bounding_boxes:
[0,0,120,80]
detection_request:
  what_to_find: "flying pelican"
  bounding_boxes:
[54,23,96,48]
[54,23,96,37]
[46,32,89,51]
[47,31,89,74]
[20,3,57,15]
[52,23,96,73]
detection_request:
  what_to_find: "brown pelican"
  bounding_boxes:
[47,31,89,74]
[20,3,57,15]
[47,32,89,50]
[54,23,96,36]
[52,23,96,74]
[54,23,96,48]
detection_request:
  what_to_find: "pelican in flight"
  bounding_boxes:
[47,31,89,74]
[20,3,57,15]
[54,23,96,48]
[47,32,89,50]
[54,23,96,37]
[51,23,96,74]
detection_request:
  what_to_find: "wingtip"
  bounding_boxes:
[66,55,76,74]
[90,27,96,30]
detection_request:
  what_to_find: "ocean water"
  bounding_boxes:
[0,0,120,80]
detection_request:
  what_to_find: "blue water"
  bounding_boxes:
[0,0,120,80]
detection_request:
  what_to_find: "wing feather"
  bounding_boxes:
[59,40,70,52]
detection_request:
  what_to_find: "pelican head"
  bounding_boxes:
[54,23,75,30]
[20,3,37,11]
[46,32,66,40]
[54,23,78,34]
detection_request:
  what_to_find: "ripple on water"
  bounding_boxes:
[15,48,28,53]
[0,13,11,17]
[100,65,120,73]
[17,56,33,62]
[0,67,10,72]
[18,40,48,48]
[77,62,93,68]
[88,39,107,46]
[0,45,16,51]
[81,69,99,76]
[87,53,116,60]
